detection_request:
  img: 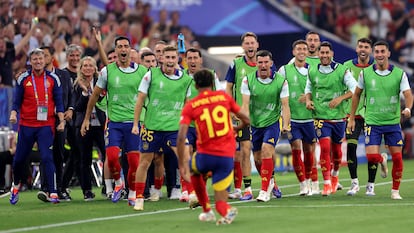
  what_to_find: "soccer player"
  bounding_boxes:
[305,41,357,196]
[241,50,290,202]
[343,37,375,196]
[225,32,258,200]
[132,45,193,211]
[9,48,65,204]
[177,69,250,224]
[279,40,317,196]
[347,40,413,199]
[80,36,148,205]
[305,31,321,67]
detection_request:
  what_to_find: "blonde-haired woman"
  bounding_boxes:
[73,56,106,201]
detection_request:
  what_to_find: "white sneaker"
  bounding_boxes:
[311,181,320,195]
[180,191,189,202]
[391,189,402,200]
[216,207,238,225]
[170,188,181,200]
[149,188,161,202]
[228,188,242,199]
[346,181,360,196]
[299,181,309,196]
[256,190,270,202]
[189,193,200,209]
[199,210,216,222]
[133,198,144,211]
[365,183,375,196]
[380,153,388,178]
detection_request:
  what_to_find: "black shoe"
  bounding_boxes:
[37,191,50,202]
[121,188,128,200]
[84,190,95,201]
[59,190,72,201]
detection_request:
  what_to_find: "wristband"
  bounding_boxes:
[404,107,411,113]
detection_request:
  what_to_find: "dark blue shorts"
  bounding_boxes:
[190,152,233,191]
[251,122,280,152]
[365,124,403,147]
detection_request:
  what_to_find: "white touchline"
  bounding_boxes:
[2,179,414,233]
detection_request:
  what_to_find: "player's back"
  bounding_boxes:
[186,90,239,157]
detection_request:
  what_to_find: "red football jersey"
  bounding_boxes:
[180,90,240,157]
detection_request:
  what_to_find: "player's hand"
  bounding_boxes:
[80,120,90,136]
[64,109,73,121]
[57,121,65,132]
[402,108,411,118]
[9,111,17,124]
[298,94,306,103]
[131,124,139,135]
[329,97,341,109]
[306,100,315,110]
[179,165,191,183]
[347,118,355,133]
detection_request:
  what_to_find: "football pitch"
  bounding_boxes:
[1,160,413,233]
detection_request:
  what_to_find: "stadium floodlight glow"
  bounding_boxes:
[207,46,244,55]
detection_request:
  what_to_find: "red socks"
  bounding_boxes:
[126,152,139,191]
[191,174,210,212]
[260,158,274,191]
[391,152,403,190]
[215,200,231,217]
[292,149,305,182]
[319,138,331,181]
[234,161,242,189]
[106,146,121,180]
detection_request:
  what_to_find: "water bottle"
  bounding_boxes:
[177,33,186,53]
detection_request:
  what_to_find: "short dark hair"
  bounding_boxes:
[256,50,272,60]
[114,36,130,47]
[194,69,214,88]
[292,39,308,49]
[106,49,115,57]
[241,32,257,42]
[141,51,155,60]
[373,40,389,49]
[357,37,372,46]
[306,31,320,39]
[319,41,333,51]
[185,47,202,57]
[39,45,55,55]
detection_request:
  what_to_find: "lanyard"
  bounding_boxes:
[31,72,48,106]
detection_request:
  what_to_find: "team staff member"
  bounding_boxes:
[177,69,250,225]
[348,40,413,200]
[9,48,65,204]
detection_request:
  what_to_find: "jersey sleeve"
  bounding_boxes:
[96,66,108,89]
[224,61,236,83]
[180,102,193,125]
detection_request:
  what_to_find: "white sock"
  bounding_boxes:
[105,179,113,193]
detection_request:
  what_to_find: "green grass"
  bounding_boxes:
[1,160,414,233]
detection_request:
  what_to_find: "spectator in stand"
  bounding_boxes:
[350,14,371,47]
[335,4,358,42]
[105,0,127,19]
[169,11,182,39]
[151,9,170,42]
[0,0,12,27]
[367,0,392,40]
[14,18,39,56]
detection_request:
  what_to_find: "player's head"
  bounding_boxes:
[194,69,214,89]
[107,49,117,63]
[29,48,46,72]
[256,50,273,79]
[305,31,320,56]
[162,45,178,75]
[373,40,390,68]
[241,32,259,60]
[141,51,157,68]
[318,41,333,66]
[114,36,131,64]
[292,39,308,62]
[185,47,203,75]
[356,37,372,62]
